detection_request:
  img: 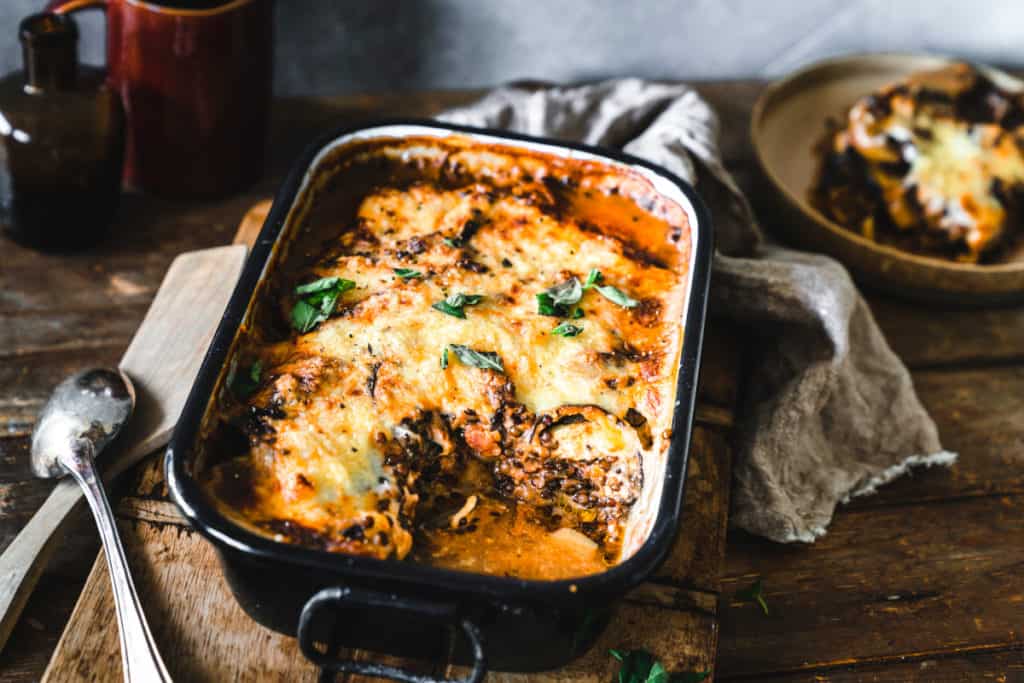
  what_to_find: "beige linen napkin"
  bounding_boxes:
[440,79,956,543]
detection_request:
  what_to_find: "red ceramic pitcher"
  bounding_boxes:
[46,0,273,198]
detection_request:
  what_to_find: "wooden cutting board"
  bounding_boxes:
[41,201,741,682]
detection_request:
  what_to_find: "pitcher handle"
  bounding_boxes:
[46,0,107,14]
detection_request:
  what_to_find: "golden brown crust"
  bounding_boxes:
[812,63,1024,263]
[199,135,691,580]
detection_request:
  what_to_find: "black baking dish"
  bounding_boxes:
[165,120,713,682]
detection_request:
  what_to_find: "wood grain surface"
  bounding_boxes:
[1,83,1022,682]
[0,243,247,655]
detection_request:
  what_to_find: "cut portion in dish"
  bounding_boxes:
[811,63,1024,263]
[198,135,692,581]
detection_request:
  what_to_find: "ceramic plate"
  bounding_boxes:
[751,52,1024,304]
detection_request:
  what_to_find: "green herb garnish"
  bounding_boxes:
[551,322,583,337]
[228,359,262,398]
[443,237,461,248]
[432,293,485,319]
[547,277,584,306]
[291,276,355,333]
[393,268,423,280]
[443,344,504,373]
[736,578,769,615]
[295,276,347,296]
[536,292,559,316]
[536,269,636,318]
[595,283,639,308]
[536,276,583,317]
[584,269,638,308]
[677,673,710,683]
[610,649,709,683]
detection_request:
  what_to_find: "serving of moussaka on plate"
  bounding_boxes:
[196,134,694,580]
[811,63,1024,263]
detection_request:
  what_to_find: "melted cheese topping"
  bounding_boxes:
[815,64,1024,262]
[200,137,690,580]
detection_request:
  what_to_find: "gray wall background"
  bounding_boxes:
[1,0,1021,95]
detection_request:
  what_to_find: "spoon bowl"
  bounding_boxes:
[30,368,135,479]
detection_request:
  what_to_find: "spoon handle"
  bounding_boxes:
[64,442,172,683]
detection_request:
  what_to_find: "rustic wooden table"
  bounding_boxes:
[1,82,1022,682]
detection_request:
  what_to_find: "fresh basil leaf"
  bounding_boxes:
[609,649,708,683]
[536,292,558,316]
[316,289,341,316]
[432,301,466,319]
[610,649,655,683]
[547,277,583,306]
[595,284,639,308]
[291,277,355,333]
[584,268,602,288]
[295,276,340,295]
[447,344,504,373]
[551,322,583,337]
[451,293,484,306]
[537,276,585,317]
[736,578,769,615]
[432,293,484,319]
[647,661,669,683]
[440,346,449,369]
[292,290,339,333]
[394,268,423,280]
[291,299,322,333]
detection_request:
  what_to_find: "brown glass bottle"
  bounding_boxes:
[0,12,124,251]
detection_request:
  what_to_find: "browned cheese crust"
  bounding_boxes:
[199,136,692,580]
[812,63,1024,263]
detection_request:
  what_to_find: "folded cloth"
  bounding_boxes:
[440,79,956,543]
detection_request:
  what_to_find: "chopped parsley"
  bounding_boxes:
[291,276,355,333]
[442,237,461,248]
[393,268,423,280]
[432,293,485,319]
[610,649,709,683]
[551,322,583,337]
[442,344,504,373]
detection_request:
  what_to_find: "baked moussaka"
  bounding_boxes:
[812,63,1024,263]
[197,134,693,581]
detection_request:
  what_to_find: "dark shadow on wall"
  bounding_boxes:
[274,1,438,96]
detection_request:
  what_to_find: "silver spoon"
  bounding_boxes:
[30,368,171,682]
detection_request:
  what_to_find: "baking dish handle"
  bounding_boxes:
[298,586,487,683]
